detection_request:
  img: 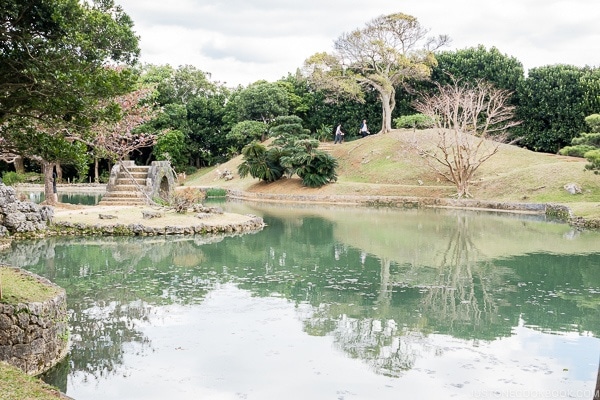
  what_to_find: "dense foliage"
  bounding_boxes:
[0,0,139,125]
[514,65,599,153]
[559,114,600,173]
[0,0,140,201]
[432,45,524,91]
[238,117,337,187]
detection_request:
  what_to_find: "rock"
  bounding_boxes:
[142,210,164,219]
[563,183,582,195]
[98,214,117,219]
[215,169,234,181]
[0,184,51,235]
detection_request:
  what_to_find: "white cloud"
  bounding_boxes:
[118,0,600,86]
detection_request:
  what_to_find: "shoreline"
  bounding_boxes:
[15,183,107,193]
[13,183,600,230]
[47,204,265,237]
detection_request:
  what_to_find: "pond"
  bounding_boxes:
[2,202,599,399]
[17,189,103,206]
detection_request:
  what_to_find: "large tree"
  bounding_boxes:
[303,13,449,134]
[432,45,524,91]
[143,64,230,168]
[412,79,520,198]
[514,65,599,153]
[0,0,139,124]
[2,117,90,202]
[89,87,158,181]
[225,81,290,125]
[0,0,140,203]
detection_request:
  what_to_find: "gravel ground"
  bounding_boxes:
[51,204,255,228]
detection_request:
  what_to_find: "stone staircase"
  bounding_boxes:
[98,165,151,206]
[319,142,335,154]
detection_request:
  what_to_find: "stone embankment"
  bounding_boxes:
[546,203,600,229]
[49,203,265,237]
[0,267,69,376]
[49,215,265,236]
[227,189,600,229]
[0,185,52,236]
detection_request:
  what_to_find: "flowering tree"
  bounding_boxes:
[89,88,158,181]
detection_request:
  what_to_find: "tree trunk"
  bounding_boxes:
[14,156,25,174]
[94,157,99,183]
[56,163,63,182]
[380,90,394,133]
[42,161,57,205]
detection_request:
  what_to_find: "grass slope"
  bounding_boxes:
[185,129,600,218]
[0,266,61,304]
[0,362,66,400]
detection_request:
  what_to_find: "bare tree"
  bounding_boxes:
[412,78,520,198]
[303,13,449,133]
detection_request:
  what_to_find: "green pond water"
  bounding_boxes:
[17,190,103,205]
[2,201,599,399]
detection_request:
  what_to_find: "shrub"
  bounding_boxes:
[559,145,596,158]
[584,149,600,174]
[170,187,205,213]
[294,151,338,188]
[237,141,286,183]
[227,120,266,153]
[2,171,24,186]
[184,166,198,176]
[316,123,333,142]
[205,188,227,198]
[394,114,436,130]
[99,170,111,183]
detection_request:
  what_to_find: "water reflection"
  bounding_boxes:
[2,204,598,398]
[16,190,103,205]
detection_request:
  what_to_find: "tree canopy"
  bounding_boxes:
[514,65,598,153]
[0,0,139,125]
[303,13,449,133]
[0,0,140,203]
[432,45,524,91]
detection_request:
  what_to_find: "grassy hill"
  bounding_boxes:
[185,129,600,219]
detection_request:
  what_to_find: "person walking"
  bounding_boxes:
[334,123,345,144]
[359,119,370,138]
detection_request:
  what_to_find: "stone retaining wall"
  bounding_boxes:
[228,189,600,229]
[48,216,265,236]
[226,189,548,213]
[0,267,69,376]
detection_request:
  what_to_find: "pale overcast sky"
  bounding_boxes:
[117,0,600,87]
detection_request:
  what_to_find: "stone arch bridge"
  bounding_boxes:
[99,160,176,206]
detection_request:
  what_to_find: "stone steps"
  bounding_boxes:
[98,165,151,206]
[116,178,147,185]
[319,142,335,154]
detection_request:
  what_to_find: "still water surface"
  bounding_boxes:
[17,190,103,205]
[3,202,599,399]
